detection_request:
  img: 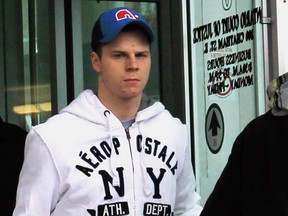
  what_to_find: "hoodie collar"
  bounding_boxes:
[60,90,164,125]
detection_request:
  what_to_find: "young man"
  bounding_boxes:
[13,7,202,216]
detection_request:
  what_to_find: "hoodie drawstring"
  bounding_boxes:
[104,110,120,186]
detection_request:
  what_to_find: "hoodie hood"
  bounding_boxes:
[267,72,288,116]
[60,90,165,126]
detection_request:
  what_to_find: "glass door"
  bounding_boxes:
[0,0,54,130]
[190,0,266,205]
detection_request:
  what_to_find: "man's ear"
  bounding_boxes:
[91,52,101,73]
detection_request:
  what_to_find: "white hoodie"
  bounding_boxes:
[13,90,202,216]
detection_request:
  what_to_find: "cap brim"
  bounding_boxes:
[100,20,154,44]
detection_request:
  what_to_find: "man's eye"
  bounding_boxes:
[114,54,124,58]
[136,53,148,58]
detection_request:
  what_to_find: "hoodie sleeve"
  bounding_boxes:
[13,129,60,216]
[174,144,202,216]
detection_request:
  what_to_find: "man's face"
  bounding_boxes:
[91,29,151,101]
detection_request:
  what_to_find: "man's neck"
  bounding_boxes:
[97,93,142,121]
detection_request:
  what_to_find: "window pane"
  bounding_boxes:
[11,0,53,129]
[0,1,26,128]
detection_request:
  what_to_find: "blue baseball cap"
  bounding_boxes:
[91,7,154,51]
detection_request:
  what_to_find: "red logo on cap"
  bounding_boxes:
[115,9,139,21]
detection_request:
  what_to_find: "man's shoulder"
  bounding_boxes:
[0,121,27,138]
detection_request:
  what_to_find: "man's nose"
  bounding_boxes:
[126,56,139,71]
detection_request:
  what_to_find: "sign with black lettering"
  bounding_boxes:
[193,6,262,97]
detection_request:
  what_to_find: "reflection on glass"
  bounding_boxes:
[81,1,160,100]
[19,0,52,129]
